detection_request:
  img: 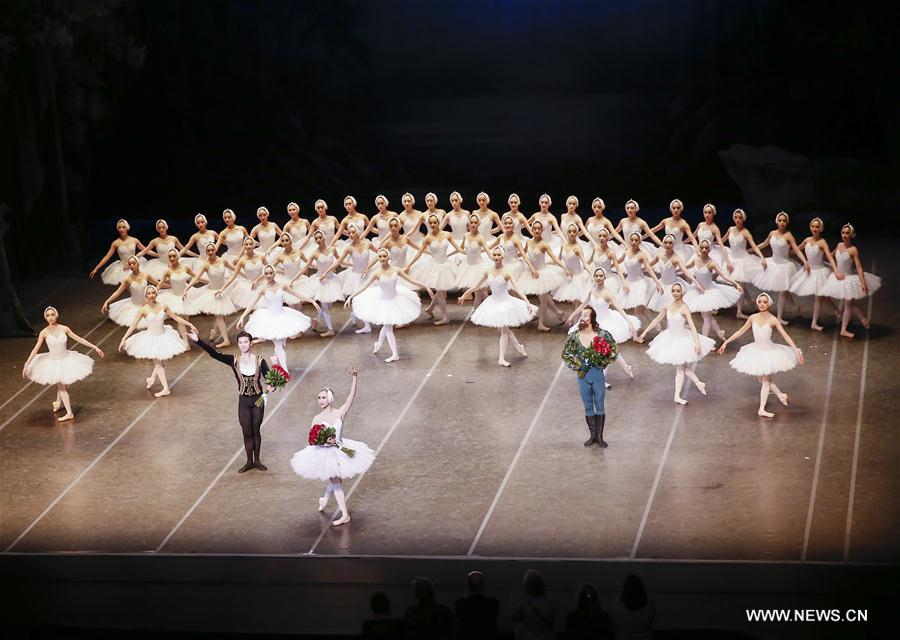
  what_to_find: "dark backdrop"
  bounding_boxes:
[1,0,898,290]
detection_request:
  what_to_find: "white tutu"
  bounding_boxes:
[108,298,148,328]
[516,265,567,295]
[729,343,798,376]
[290,438,375,481]
[752,261,798,292]
[646,312,715,365]
[101,258,146,285]
[415,260,459,290]
[789,267,831,297]
[684,283,741,312]
[648,278,689,312]
[340,269,369,296]
[352,277,422,325]
[552,271,592,302]
[592,301,640,343]
[245,307,311,340]
[728,254,763,283]
[157,289,200,316]
[471,293,536,328]
[619,278,654,309]
[821,272,881,300]
[455,261,489,289]
[124,324,188,360]
[27,351,94,385]
[193,286,238,316]
[228,280,267,310]
[143,259,169,281]
[276,274,316,306]
[309,275,346,303]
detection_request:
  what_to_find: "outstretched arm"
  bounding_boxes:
[636,308,667,341]
[101,279,130,313]
[65,326,104,357]
[337,368,358,418]
[188,331,234,365]
[89,241,118,278]
[717,318,753,353]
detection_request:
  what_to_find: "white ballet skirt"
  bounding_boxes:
[471,274,536,327]
[414,239,459,290]
[245,289,312,340]
[646,310,715,365]
[516,248,567,295]
[729,321,798,376]
[256,225,279,253]
[108,280,149,328]
[124,309,189,360]
[26,333,94,385]
[386,245,419,290]
[157,271,200,316]
[619,255,655,309]
[456,242,490,289]
[552,251,592,302]
[228,261,267,310]
[821,249,881,300]
[144,239,185,280]
[290,418,375,481]
[684,264,741,312]
[275,253,316,304]
[590,294,640,343]
[752,236,798,292]
[648,261,689,312]
[307,254,346,303]
[725,231,762,283]
[339,248,374,296]
[352,273,421,325]
[193,261,238,316]
[100,241,146,285]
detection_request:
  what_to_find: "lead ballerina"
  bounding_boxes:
[290,368,376,527]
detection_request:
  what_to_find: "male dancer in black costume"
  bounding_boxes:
[188,330,274,472]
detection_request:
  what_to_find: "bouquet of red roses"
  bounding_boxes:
[255,364,291,407]
[308,423,356,457]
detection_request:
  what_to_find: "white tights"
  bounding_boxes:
[147,360,169,392]
[674,364,704,403]
[272,338,288,368]
[374,325,398,360]
[498,326,523,365]
[318,302,334,331]
[55,384,72,416]
[322,477,349,518]
[700,312,725,338]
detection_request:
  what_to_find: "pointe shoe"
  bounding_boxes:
[154,388,171,398]
[537,324,551,332]
[332,513,351,526]
[384,353,399,363]
[515,344,528,358]
[51,400,62,412]
[355,325,372,334]
[674,397,688,405]
[57,413,74,422]
[498,359,511,367]
[624,364,635,380]
[840,330,855,339]
[433,318,449,326]
[779,318,790,326]
[372,341,382,354]
[605,382,612,390]
[318,497,328,512]
[758,409,775,418]
[736,311,749,320]
[146,377,155,390]
[777,393,789,407]
[320,330,335,338]
[716,330,726,341]
[238,461,255,473]
[697,381,708,396]
[811,323,824,332]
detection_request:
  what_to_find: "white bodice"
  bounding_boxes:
[665,224,685,248]
[318,219,337,244]
[116,241,138,262]
[316,254,337,279]
[488,274,511,298]
[324,417,344,443]
[624,256,644,282]
[751,321,774,346]
[346,217,366,236]
[44,332,69,359]
[374,216,391,240]
[145,310,166,336]
[206,261,227,288]
[241,260,264,282]
[348,248,371,273]
[658,259,679,285]
[527,247,546,269]
[257,225,278,250]
[287,222,307,246]
[621,219,642,238]
[729,230,749,258]
[693,263,715,288]
[804,243,825,269]
[195,231,217,252]
[665,310,688,335]
[562,249,583,274]
[835,250,855,276]
[585,219,607,243]
[770,235,790,263]
[402,215,424,239]
[499,236,518,266]
[428,238,450,264]
[388,245,408,268]
[263,289,286,313]
[128,280,148,303]
[593,247,615,270]
[477,213,494,236]
[167,271,190,296]
[156,238,176,257]
[590,293,610,314]
[464,241,484,265]
[446,213,468,240]
[376,273,400,299]
[222,229,244,256]
[697,226,715,244]
[281,254,305,279]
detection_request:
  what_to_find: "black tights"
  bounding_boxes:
[238,396,265,463]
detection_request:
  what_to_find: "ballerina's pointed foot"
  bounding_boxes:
[716,330,726,341]
[423,305,435,318]
[758,409,775,418]
[537,324,551,332]
[811,323,824,332]
[57,413,74,422]
[145,377,155,390]
[697,381,708,396]
[318,497,328,512]
[154,388,171,398]
[332,513,350,526]
[498,359,511,367]
[736,311,749,320]
[320,330,335,338]
[777,392,789,407]
[433,318,449,326]
[515,344,528,358]
[674,397,688,406]
[840,330,855,339]
[209,328,217,340]
[862,317,871,330]
[779,318,790,326]
[355,325,372,334]
[51,400,62,412]
[624,364,635,380]
[216,340,231,348]
[372,342,382,354]
[384,353,399,363]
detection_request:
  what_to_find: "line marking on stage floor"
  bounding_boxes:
[629,402,686,559]
[0,316,109,414]
[155,319,354,553]
[0,322,120,433]
[800,328,841,561]
[843,265,876,561]
[467,362,565,557]
[3,314,246,552]
[306,312,472,556]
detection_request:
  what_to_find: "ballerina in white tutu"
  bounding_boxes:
[647,234,705,312]
[214,208,250,267]
[398,192,426,245]
[588,228,628,301]
[516,219,570,331]
[422,192,448,237]
[636,282,713,405]
[290,368,375,526]
[268,232,316,305]
[157,249,201,348]
[585,197,627,257]
[249,206,283,255]
[89,218,147,285]
[718,292,805,417]
[376,218,424,330]
[238,265,320,369]
[137,219,191,280]
[185,242,237,347]
[100,256,159,328]
[472,191,503,239]
[309,199,340,250]
[723,208,768,318]
[364,195,399,245]
[283,202,312,258]
[552,224,595,311]
[455,214,494,308]
[294,230,344,338]
[345,248,434,362]
[180,213,219,262]
[648,199,700,263]
[615,199,662,259]
[568,267,639,379]
[441,193,471,254]
[683,239,744,340]
[491,213,533,273]
[619,233,665,325]
[559,195,594,256]
[405,213,463,326]
[693,204,734,272]
[23,306,105,421]
[503,193,533,244]
[323,224,377,334]
[119,285,198,397]
[788,217,843,332]
[751,212,810,325]
[218,236,268,311]
[335,195,370,250]
[459,246,538,367]
[821,223,880,339]
[528,194,565,253]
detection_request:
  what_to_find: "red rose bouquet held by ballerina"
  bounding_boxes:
[255,363,291,407]
[308,423,356,457]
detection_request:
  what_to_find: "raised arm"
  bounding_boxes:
[337,368,359,419]
[396,269,434,297]
[404,236,431,270]
[189,332,235,366]
[282,285,320,311]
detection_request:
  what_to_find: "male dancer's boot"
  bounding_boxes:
[595,414,608,448]
[584,415,597,447]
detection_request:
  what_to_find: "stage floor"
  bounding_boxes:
[1,243,898,563]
